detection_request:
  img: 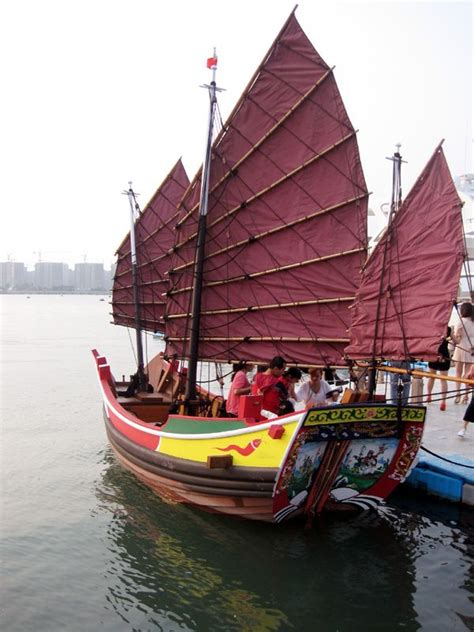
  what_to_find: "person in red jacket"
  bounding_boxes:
[276,367,302,414]
[251,356,286,414]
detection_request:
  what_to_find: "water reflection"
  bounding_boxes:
[95,450,473,631]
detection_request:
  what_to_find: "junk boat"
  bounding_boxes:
[94,9,466,523]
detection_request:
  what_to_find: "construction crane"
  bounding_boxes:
[32,250,68,263]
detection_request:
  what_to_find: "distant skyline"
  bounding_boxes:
[0,255,115,270]
[2,0,472,267]
[0,258,115,271]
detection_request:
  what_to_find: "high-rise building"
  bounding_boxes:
[0,261,27,289]
[74,263,106,291]
[34,262,70,290]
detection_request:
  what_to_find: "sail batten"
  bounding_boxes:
[171,194,368,273]
[175,66,337,231]
[164,15,368,366]
[166,295,356,319]
[346,144,465,361]
[167,336,350,343]
[113,278,168,290]
[173,129,362,253]
[168,248,366,296]
[112,159,189,333]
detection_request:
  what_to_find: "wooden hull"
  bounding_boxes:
[105,414,276,521]
[94,351,427,524]
[110,442,275,522]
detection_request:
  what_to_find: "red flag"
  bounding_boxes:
[207,56,217,69]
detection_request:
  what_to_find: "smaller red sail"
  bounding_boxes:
[112,159,189,332]
[345,143,465,361]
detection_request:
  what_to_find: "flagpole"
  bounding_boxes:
[184,51,219,413]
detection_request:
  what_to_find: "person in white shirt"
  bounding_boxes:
[453,302,474,404]
[296,368,334,408]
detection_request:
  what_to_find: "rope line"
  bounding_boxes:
[419,445,474,469]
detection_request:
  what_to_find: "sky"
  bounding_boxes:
[1,0,472,269]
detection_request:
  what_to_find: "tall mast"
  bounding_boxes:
[185,52,220,412]
[388,143,404,216]
[367,144,406,396]
[124,182,147,391]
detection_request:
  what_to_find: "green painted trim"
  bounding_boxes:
[161,416,249,435]
[303,404,426,427]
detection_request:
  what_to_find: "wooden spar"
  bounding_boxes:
[175,66,335,230]
[112,300,166,307]
[173,130,359,253]
[193,357,349,368]
[115,254,169,278]
[167,336,349,343]
[111,312,163,328]
[113,278,167,291]
[168,247,365,296]
[166,296,355,319]
[171,192,368,273]
[382,365,474,386]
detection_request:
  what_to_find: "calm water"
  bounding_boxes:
[1,295,473,631]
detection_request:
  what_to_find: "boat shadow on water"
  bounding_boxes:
[94,450,474,631]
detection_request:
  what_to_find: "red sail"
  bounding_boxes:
[164,13,368,367]
[112,159,189,332]
[345,144,465,361]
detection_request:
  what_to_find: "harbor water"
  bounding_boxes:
[1,295,473,631]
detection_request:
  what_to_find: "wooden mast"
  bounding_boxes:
[124,183,147,392]
[368,145,405,396]
[184,51,220,413]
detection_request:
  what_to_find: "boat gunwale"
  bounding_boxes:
[105,412,278,485]
[96,357,305,439]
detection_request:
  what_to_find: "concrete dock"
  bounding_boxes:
[400,383,474,506]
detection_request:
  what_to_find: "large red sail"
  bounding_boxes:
[112,159,189,332]
[164,13,368,367]
[345,144,465,361]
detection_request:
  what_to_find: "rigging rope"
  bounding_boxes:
[419,445,474,469]
[165,51,367,367]
[126,326,138,366]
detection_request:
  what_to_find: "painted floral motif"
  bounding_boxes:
[281,441,326,496]
[304,405,426,427]
[308,420,399,441]
[389,425,424,482]
[279,434,306,489]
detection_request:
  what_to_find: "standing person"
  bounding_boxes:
[225,362,254,417]
[296,368,334,408]
[251,356,286,415]
[389,361,411,405]
[458,365,474,437]
[453,302,474,404]
[426,327,452,411]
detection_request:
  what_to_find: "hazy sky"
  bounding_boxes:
[1,0,472,268]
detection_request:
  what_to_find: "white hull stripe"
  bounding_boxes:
[98,372,304,440]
